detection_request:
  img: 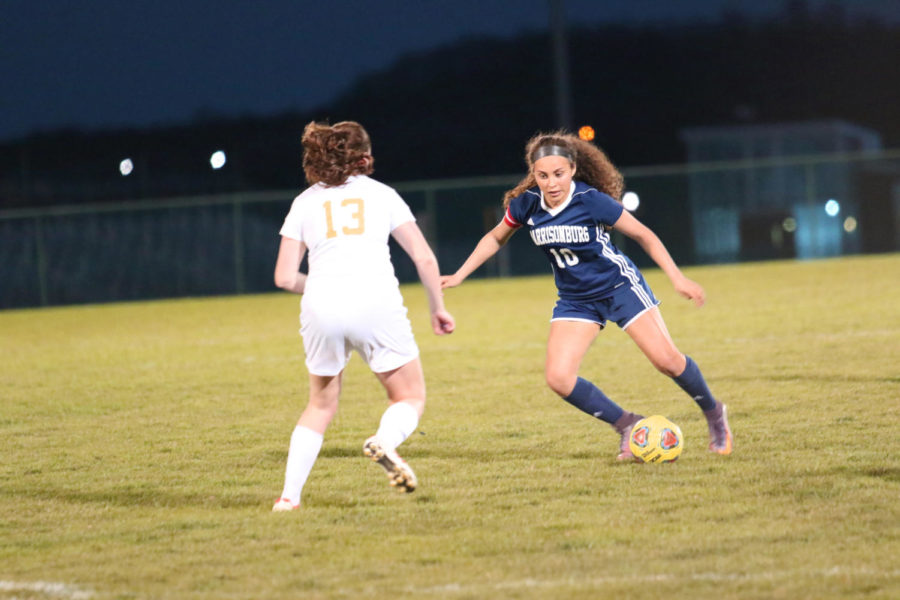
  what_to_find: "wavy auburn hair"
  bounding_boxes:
[502,131,624,208]
[302,120,375,186]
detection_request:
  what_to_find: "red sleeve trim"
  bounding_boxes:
[503,207,522,229]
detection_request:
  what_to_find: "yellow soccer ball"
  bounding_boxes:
[629,415,683,463]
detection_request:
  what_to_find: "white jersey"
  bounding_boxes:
[280,174,415,298]
[279,175,419,375]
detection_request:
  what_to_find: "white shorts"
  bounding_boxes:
[299,290,419,376]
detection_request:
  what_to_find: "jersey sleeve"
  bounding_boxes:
[504,195,527,228]
[387,189,416,231]
[279,195,305,241]
[586,190,625,226]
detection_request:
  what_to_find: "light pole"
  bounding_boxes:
[549,0,573,130]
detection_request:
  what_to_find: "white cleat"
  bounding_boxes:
[272,497,299,512]
[363,436,417,493]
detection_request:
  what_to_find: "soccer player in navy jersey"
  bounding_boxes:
[441,131,732,460]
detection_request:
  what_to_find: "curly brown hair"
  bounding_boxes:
[301,120,375,186]
[502,131,624,208]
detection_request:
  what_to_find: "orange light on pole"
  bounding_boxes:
[578,125,595,141]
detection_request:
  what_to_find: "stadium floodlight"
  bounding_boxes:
[825,199,840,217]
[210,150,227,170]
[622,191,640,212]
[119,158,134,176]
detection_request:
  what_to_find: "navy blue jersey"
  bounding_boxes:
[505,181,645,300]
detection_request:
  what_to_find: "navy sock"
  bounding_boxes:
[673,356,717,411]
[563,377,624,425]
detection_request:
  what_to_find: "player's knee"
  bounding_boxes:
[307,393,340,415]
[545,367,576,397]
[652,352,684,378]
[384,383,426,414]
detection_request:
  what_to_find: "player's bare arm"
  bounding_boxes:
[612,210,705,306]
[391,221,455,335]
[441,221,517,288]
[274,237,308,294]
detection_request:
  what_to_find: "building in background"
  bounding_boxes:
[680,120,887,262]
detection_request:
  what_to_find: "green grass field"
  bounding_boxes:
[2,254,899,599]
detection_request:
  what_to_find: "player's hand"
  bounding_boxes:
[440,274,462,289]
[675,276,706,307]
[432,310,455,335]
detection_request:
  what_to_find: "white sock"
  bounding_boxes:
[280,426,323,505]
[375,402,420,450]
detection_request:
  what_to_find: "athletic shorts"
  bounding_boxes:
[551,277,660,330]
[299,291,419,376]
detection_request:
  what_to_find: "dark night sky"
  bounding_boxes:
[1,0,898,142]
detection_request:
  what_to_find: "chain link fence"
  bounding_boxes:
[2,151,898,309]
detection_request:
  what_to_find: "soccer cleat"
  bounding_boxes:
[363,436,417,493]
[272,497,299,512]
[704,402,733,455]
[613,411,644,461]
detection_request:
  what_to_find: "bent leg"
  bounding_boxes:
[365,358,425,492]
[626,307,731,454]
[545,319,601,397]
[374,357,426,416]
[625,307,720,409]
[297,372,343,434]
[276,372,342,509]
[372,358,425,449]
[547,320,640,459]
[623,307,686,377]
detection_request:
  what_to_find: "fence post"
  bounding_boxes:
[233,197,245,294]
[424,188,438,246]
[805,163,818,253]
[35,216,48,306]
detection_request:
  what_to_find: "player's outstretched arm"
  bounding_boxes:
[274,237,308,294]
[391,221,455,335]
[441,221,517,288]
[612,210,705,307]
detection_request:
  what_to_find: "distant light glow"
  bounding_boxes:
[210,150,227,170]
[578,125,595,141]
[119,158,134,176]
[843,216,858,233]
[621,191,640,212]
[783,217,797,233]
[825,199,840,217]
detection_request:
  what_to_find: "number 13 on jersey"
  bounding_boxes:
[323,198,365,238]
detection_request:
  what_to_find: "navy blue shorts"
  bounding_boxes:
[552,277,660,330]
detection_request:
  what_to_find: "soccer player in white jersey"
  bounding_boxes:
[272,121,454,511]
[442,131,731,460]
